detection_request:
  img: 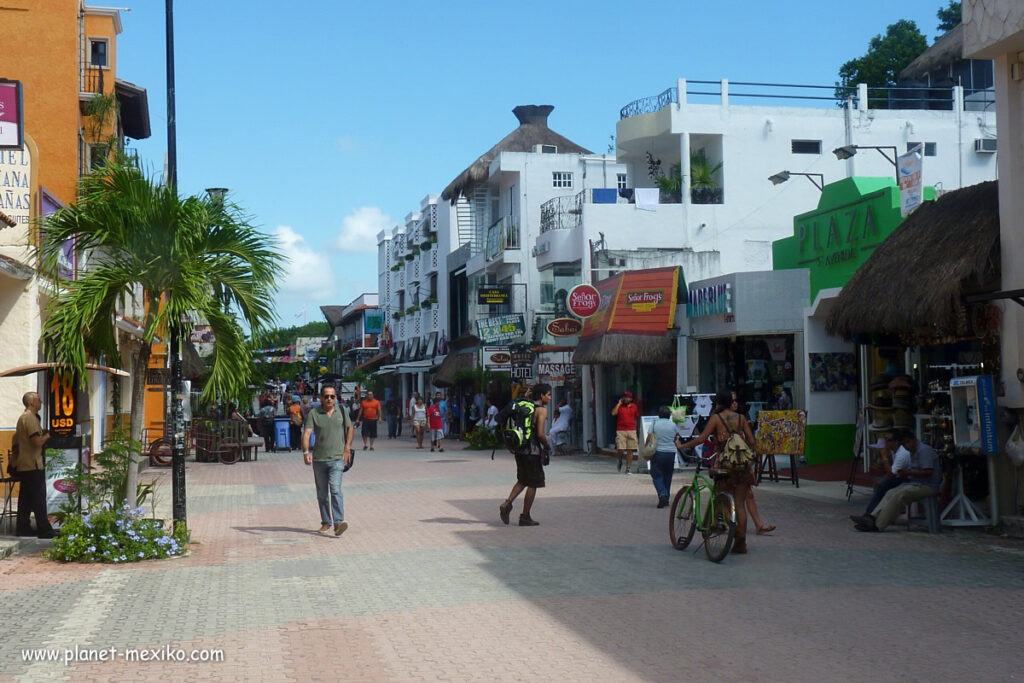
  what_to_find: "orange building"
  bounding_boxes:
[0,1,151,465]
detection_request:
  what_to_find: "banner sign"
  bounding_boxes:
[478,284,511,305]
[0,80,23,148]
[898,144,923,217]
[476,314,525,344]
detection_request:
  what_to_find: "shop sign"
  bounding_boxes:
[538,362,575,377]
[624,290,664,313]
[478,285,511,305]
[476,314,525,344]
[511,365,533,380]
[796,201,881,268]
[0,145,31,229]
[686,282,731,318]
[510,350,534,365]
[898,144,923,217]
[566,284,600,318]
[0,80,23,148]
[546,318,582,337]
[483,346,511,371]
[47,369,77,437]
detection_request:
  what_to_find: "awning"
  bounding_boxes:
[0,362,130,378]
[573,334,675,365]
[825,181,1000,345]
[0,253,34,280]
[432,351,477,387]
[396,359,433,374]
[407,337,421,360]
[423,331,438,358]
[393,341,406,363]
[355,351,388,372]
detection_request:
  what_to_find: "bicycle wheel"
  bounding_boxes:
[704,492,736,563]
[218,443,241,465]
[149,438,172,467]
[668,487,697,550]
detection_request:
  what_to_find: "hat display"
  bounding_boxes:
[892,409,914,429]
[869,373,890,391]
[892,388,914,410]
[888,375,915,392]
[870,393,892,408]
[871,408,894,429]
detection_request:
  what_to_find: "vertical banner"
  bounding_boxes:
[898,144,923,217]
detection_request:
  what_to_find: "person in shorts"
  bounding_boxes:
[498,384,551,527]
[427,396,445,452]
[356,390,383,450]
[411,395,427,449]
[612,390,640,474]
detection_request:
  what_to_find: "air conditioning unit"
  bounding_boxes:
[974,138,997,153]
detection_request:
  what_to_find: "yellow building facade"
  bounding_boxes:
[0,1,151,465]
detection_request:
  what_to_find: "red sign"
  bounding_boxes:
[546,318,582,337]
[566,284,600,318]
[0,80,23,148]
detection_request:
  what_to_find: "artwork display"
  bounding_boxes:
[808,352,857,392]
[754,410,807,456]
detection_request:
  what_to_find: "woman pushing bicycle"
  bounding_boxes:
[678,391,756,554]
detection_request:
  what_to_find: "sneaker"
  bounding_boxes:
[317,524,332,534]
[334,521,349,537]
[430,447,435,452]
[363,445,368,450]
[624,469,631,475]
[499,502,512,525]
[657,497,669,508]
[519,515,539,527]
[439,447,444,452]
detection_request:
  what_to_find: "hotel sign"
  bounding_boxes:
[478,285,511,305]
[687,282,732,318]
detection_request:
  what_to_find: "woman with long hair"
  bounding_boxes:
[727,392,774,535]
[678,390,756,554]
[411,395,427,449]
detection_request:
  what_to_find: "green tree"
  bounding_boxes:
[936,1,961,33]
[39,161,285,499]
[836,19,928,104]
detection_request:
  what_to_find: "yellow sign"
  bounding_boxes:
[48,370,77,437]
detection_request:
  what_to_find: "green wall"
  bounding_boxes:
[803,423,857,465]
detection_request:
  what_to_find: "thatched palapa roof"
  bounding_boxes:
[574,334,675,365]
[825,181,1000,344]
[899,24,963,80]
[440,105,593,204]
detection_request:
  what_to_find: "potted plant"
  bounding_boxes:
[690,149,723,204]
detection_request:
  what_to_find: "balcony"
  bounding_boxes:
[485,216,520,260]
[425,243,439,274]
[423,304,441,334]
[80,66,106,95]
[394,268,406,292]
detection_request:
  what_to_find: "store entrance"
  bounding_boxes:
[697,335,795,421]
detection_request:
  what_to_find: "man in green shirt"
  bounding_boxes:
[302,384,354,537]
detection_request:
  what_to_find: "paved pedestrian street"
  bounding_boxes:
[2,438,1023,682]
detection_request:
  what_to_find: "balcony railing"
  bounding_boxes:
[485,216,520,260]
[619,80,993,118]
[81,66,105,94]
[540,192,583,233]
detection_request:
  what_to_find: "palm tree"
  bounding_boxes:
[39,161,285,501]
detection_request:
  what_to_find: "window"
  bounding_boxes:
[89,39,108,68]
[85,143,109,171]
[540,144,557,154]
[617,173,627,190]
[907,142,937,156]
[552,172,573,188]
[791,140,821,155]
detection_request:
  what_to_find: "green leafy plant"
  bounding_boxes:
[390,264,401,272]
[689,149,723,204]
[47,503,189,563]
[409,247,420,256]
[392,310,404,319]
[464,426,500,450]
[421,297,438,307]
[406,304,420,314]
[419,240,433,251]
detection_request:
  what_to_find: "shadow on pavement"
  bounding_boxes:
[231,525,322,536]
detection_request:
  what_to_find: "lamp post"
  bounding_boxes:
[768,171,824,191]
[832,145,899,183]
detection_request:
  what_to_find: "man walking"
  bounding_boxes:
[498,383,552,527]
[427,396,445,452]
[612,390,640,474]
[356,390,383,450]
[13,391,54,538]
[302,384,353,537]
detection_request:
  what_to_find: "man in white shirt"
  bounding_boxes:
[849,433,909,522]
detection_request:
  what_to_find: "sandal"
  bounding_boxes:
[756,525,776,535]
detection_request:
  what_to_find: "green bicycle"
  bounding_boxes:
[668,458,737,562]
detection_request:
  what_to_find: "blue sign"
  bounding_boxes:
[976,375,997,455]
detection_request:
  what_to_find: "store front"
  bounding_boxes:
[825,180,1008,522]
[574,266,682,451]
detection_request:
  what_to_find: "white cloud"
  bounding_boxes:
[332,206,391,252]
[271,225,335,300]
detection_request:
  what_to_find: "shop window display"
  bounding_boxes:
[698,335,795,421]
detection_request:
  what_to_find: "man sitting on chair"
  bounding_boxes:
[851,429,941,532]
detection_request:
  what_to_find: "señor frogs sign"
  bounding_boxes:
[566,284,600,318]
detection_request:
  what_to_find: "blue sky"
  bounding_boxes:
[114,0,956,326]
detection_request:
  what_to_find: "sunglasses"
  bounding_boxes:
[322,395,336,400]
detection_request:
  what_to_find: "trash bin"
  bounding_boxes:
[274,417,291,450]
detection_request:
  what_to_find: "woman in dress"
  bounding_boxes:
[411,395,428,449]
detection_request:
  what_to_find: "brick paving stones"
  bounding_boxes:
[1,436,1022,681]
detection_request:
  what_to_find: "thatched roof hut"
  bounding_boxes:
[440,105,592,204]
[899,24,964,80]
[825,180,1000,345]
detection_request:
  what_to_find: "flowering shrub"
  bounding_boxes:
[47,503,189,563]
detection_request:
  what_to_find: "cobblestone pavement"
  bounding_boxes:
[2,435,1023,682]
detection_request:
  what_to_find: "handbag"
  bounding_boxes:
[639,430,658,461]
[670,395,687,425]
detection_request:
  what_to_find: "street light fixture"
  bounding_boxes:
[768,170,824,191]
[832,144,899,182]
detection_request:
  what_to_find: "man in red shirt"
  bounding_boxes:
[356,390,383,451]
[426,397,445,452]
[612,390,640,474]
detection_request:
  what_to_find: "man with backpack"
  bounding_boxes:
[497,383,552,527]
